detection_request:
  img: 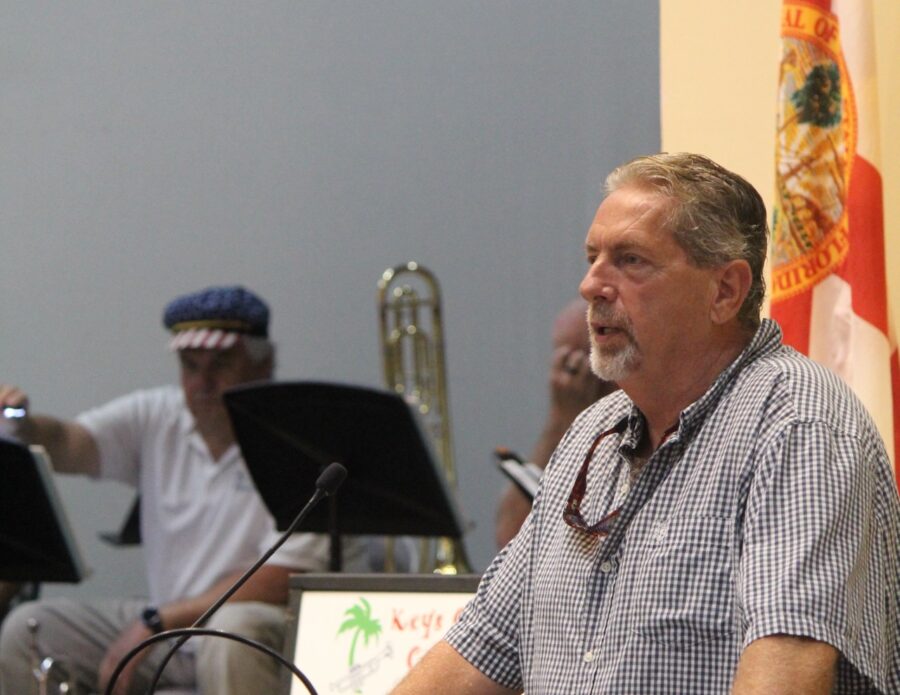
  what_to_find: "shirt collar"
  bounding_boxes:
[176,393,241,464]
[616,319,783,448]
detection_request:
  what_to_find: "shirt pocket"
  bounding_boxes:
[631,515,735,646]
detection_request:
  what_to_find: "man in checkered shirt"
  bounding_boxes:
[393,153,900,694]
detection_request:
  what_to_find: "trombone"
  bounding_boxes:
[377,262,471,574]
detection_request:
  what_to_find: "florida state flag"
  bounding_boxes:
[772,0,899,488]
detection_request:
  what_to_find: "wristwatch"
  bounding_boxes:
[140,605,165,634]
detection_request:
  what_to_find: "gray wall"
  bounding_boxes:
[1,2,659,597]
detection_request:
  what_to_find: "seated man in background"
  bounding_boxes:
[392,153,900,693]
[0,285,344,695]
[494,298,615,548]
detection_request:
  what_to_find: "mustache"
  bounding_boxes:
[586,304,631,329]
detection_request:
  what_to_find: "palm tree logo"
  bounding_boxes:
[337,597,382,667]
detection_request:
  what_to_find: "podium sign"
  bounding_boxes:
[284,574,479,695]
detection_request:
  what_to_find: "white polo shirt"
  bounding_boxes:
[77,386,335,605]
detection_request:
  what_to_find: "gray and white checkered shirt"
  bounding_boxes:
[446,319,900,693]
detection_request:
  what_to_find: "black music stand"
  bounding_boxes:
[223,382,467,571]
[99,495,141,546]
[0,438,88,583]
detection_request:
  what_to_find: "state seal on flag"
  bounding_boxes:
[771,1,856,302]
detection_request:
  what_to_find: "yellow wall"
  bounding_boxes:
[660,1,899,332]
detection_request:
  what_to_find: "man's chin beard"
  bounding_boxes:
[589,341,639,382]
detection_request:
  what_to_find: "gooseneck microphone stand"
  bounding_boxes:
[103,462,347,695]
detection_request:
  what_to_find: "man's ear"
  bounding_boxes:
[710,259,752,325]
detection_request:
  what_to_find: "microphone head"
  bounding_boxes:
[316,462,347,496]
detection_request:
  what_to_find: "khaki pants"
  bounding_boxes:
[0,597,288,695]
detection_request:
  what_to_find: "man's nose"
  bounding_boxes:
[192,369,217,390]
[580,261,616,304]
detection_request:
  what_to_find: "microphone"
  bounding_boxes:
[316,461,347,496]
[318,462,347,573]
[107,462,348,695]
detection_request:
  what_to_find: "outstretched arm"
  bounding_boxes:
[391,641,519,695]
[0,384,100,475]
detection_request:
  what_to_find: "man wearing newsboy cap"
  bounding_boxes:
[0,286,342,695]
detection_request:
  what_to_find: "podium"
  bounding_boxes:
[223,382,467,568]
[0,438,88,583]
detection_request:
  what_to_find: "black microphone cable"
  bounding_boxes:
[102,461,347,695]
[112,627,319,695]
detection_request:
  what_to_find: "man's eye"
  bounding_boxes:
[622,254,643,265]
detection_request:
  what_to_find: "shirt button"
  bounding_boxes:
[583,650,596,663]
[599,561,614,573]
[653,522,668,542]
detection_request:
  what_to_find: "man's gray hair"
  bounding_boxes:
[605,152,768,331]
